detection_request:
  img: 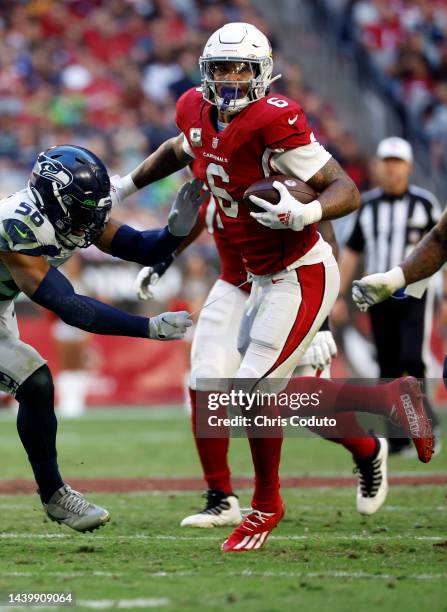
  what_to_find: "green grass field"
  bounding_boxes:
[0,408,446,611]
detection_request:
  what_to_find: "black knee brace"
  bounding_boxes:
[16,364,54,405]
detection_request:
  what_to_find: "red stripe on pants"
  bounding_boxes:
[264,262,326,378]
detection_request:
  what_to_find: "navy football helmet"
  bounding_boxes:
[29,145,112,248]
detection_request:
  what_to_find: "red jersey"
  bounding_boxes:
[198,195,250,293]
[176,88,320,275]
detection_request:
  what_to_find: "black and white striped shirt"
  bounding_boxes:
[346,185,442,274]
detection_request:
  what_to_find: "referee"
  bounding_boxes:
[335,136,441,455]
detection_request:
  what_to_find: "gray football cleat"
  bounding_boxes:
[43,485,110,532]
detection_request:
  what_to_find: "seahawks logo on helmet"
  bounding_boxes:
[34,154,73,188]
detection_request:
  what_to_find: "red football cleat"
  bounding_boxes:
[221,501,285,552]
[387,377,434,463]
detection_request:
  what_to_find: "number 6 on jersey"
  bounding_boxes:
[206,163,238,218]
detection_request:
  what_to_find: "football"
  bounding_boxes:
[243,175,318,213]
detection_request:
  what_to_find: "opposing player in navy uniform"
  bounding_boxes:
[0,145,203,532]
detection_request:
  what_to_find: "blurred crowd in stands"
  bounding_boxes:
[2,0,441,311]
[323,0,447,174]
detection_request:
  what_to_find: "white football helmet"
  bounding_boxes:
[199,22,278,114]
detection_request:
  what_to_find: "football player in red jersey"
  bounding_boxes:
[112,23,433,551]
[135,195,390,526]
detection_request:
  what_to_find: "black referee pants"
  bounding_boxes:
[369,294,438,449]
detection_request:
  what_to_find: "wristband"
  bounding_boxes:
[385,266,406,291]
[319,317,330,332]
[121,173,138,198]
[302,200,322,226]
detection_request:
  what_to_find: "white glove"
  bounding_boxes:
[302,331,337,370]
[110,174,138,207]
[135,267,156,301]
[249,181,322,231]
[168,178,207,236]
[148,311,192,340]
[134,257,174,301]
[352,267,406,311]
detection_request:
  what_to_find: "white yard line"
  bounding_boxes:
[1,571,122,577]
[0,532,444,542]
[0,597,169,611]
[0,570,445,582]
[76,598,170,609]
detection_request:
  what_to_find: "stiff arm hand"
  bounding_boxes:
[352,267,405,311]
[148,311,192,340]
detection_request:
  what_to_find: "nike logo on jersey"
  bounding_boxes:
[288,114,299,125]
[271,278,284,284]
[14,225,29,239]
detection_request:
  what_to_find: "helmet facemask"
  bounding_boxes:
[200,56,274,114]
[53,186,112,249]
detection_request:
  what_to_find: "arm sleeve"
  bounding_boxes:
[345,212,365,253]
[32,267,149,338]
[110,224,183,265]
[182,134,195,159]
[270,143,332,183]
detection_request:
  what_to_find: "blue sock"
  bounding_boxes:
[30,459,64,503]
[16,366,64,503]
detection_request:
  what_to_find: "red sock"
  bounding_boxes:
[335,412,377,459]
[190,388,232,494]
[320,411,377,459]
[339,436,377,460]
[248,436,283,513]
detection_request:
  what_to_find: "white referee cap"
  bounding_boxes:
[376,137,413,163]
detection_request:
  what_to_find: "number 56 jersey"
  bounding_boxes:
[0,188,74,313]
[176,87,332,276]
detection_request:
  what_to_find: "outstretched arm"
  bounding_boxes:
[0,252,191,340]
[98,179,206,265]
[352,209,447,310]
[111,134,193,204]
[96,220,184,266]
[132,134,193,189]
[399,209,447,284]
